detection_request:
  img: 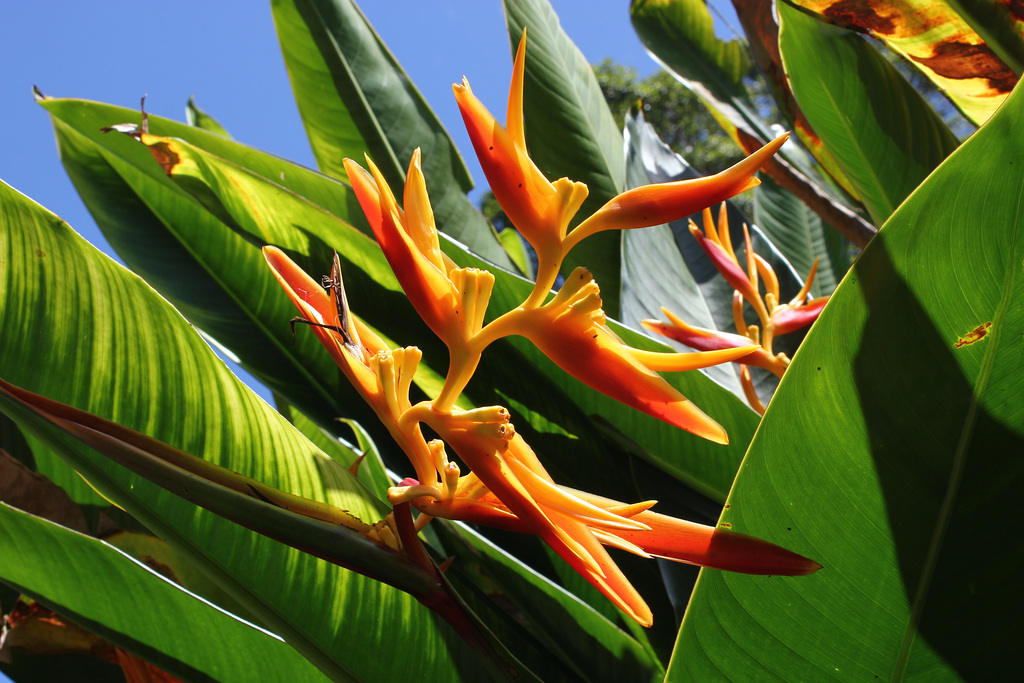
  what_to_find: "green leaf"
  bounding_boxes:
[753,175,850,297]
[670,71,1024,682]
[498,227,533,280]
[0,503,326,682]
[41,98,368,232]
[186,96,233,138]
[435,522,665,683]
[271,0,512,268]
[503,0,626,316]
[630,0,752,128]
[40,99,414,459]
[0,181,496,681]
[276,397,393,503]
[779,3,961,226]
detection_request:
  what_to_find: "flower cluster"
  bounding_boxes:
[644,204,829,414]
[265,32,818,626]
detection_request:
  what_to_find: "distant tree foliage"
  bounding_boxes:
[593,59,744,176]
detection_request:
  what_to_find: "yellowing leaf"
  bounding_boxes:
[793,0,1021,125]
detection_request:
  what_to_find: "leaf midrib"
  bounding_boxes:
[890,184,1023,680]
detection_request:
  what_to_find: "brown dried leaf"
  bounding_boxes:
[0,600,115,662]
[0,449,87,533]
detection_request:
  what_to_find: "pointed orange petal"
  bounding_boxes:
[263,246,385,402]
[527,315,729,443]
[566,133,789,248]
[344,156,460,344]
[453,78,587,252]
[569,488,821,576]
[507,30,527,150]
[402,149,446,272]
[628,344,760,372]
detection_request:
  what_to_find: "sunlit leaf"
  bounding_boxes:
[185,96,233,138]
[0,181,500,681]
[0,503,326,682]
[669,67,1024,683]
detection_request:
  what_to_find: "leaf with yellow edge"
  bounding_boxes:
[792,0,1021,125]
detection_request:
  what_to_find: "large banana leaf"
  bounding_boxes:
[668,65,1024,682]
[503,0,626,316]
[40,98,419,456]
[270,0,513,269]
[791,0,1020,125]
[0,503,326,682]
[779,3,961,226]
[0,181,495,682]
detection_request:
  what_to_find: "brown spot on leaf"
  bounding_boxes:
[912,41,1017,92]
[954,321,992,349]
[822,0,896,34]
[1009,0,1024,22]
[33,248,45,258]
[146,141,182,176]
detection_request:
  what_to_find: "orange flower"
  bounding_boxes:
[453,30,788,267]
[643,307,783,374]
[453,31,589,259]
[490,267,756,442]
[564,134,789,252]
[394,414,820,626]
[263,246,389,405]
[267,249,820,626]
[644,205,831,413]
[264,246,442,485]
[343,151,495,351]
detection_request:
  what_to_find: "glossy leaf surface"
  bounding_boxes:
[670,70,1024,683]
[0,503,326,682]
